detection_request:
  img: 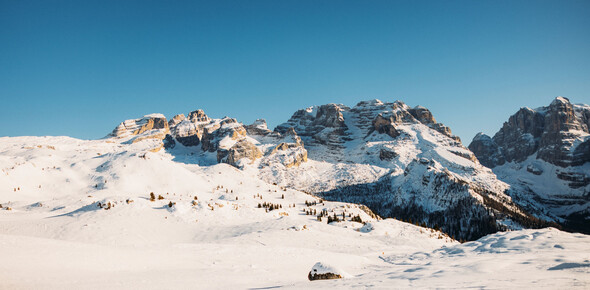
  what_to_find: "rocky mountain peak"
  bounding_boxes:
[168,114,186,128]
[313,103,349,128]
[245,119,272,136]
[275,99,463,162]
[468,97,590,233]
[550,96,570,106]
[469,97,590,168]
[188,109,210,123]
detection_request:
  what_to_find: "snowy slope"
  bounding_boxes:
[0,135,454,289]
[287,228,590,289]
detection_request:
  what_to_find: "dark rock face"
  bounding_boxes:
[163,134,176,149]
[175,135,201,147]
[314,103,347,128]
[379,148,398,161]
[408,106,436,124]
[526,164,543,175]
[275,103,349,135]
[373,114,400,138]
[486,107,544,166]
[573,139,590,166]
[166,111,307,169]
[537,98,589,167]
[494,108,545,164]
[469,97,590,168]
[308,272,342,281]
[407,106,461,142]
[556,170,590,189]
[468,133,504,168]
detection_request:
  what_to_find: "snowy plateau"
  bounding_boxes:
[1,99,589,289]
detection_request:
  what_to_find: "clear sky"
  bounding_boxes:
[1,0,589,143]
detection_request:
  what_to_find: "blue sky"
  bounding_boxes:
[1,0,589,142]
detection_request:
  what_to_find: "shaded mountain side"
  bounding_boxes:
[317,174,558,241]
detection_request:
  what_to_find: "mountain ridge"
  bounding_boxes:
[99,98,567,240]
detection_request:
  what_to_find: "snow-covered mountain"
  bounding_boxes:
[469,97,590,234]
[262,99,554,240]
[1,99,588,288]
[95,99,555,240]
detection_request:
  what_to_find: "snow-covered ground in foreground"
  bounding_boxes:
[290,228,590,289]
[0,136,589,289]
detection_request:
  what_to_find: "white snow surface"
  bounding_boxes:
[0,136,588,289]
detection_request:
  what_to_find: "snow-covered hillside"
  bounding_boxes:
[0,135,451,288]
[0,135,588,289]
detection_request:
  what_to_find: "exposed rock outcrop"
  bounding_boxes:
[556,170,590,189]
[269,143,308,168]
[106,114,172,153]
[218,139,262,166]
[245,119,272,136]
[201,118,247,152]
[468,133,504,167]
[372,114,400,138]
[274,103,350,160]
[308,262,344,281]
[168,110,212,147]
[275,99,463,162]
[256,127,308,168]
[168,114,186,128]
[108,114,170,139]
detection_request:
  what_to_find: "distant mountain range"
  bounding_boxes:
[103,96,588,239]
[3,96,588,240]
